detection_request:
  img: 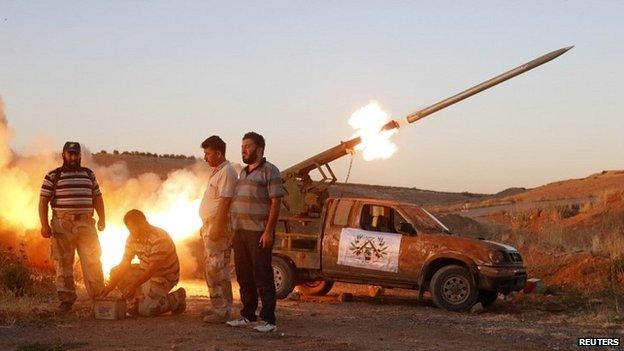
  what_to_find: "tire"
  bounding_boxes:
[429,264,478,312]
[297,280,334,296]
[272,256,296,299]
[478,290,499,307]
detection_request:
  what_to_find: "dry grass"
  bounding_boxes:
[0,289,56,326]
[487,189,624,258]
[562,294,624,333]
[591,231,624,257]
[0,248,55,325]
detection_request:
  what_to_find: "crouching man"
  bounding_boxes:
[99,209,186,317]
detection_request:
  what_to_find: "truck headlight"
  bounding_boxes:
[488,250,506,264]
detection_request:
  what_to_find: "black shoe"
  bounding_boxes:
[58,301,73,313]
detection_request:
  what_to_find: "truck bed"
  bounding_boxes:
[274,231,321,270]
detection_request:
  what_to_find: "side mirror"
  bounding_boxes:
[399,222,417,235]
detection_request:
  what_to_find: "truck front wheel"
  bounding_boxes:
[429,265,478,312]
[297,280,334,296]
[272,256,295,299]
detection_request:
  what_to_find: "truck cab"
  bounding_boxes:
[272,197,526,312]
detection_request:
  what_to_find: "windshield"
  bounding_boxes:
[399,205,451,234]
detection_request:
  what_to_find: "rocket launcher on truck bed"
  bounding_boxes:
[280,46,573,217]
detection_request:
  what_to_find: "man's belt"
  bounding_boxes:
[53,212,93,221]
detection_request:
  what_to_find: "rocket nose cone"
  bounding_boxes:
[545,46,573,61]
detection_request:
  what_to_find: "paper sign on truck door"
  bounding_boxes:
[337,228,402,273]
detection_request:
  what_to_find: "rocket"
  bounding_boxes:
[282,46,573,181]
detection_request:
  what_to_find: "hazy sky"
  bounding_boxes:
[1,1,622,193]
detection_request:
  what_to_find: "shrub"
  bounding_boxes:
[0,249,54,297]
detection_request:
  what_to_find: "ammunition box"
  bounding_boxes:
[93,298,126,320]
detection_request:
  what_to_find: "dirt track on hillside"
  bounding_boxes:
[1,281,620,351]
[446,197,595,218]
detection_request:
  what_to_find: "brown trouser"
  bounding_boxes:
[50,214,104,304]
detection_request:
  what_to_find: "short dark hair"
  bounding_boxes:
[243,132,265,150]
[123,209,147,225]
[201,135,226,154]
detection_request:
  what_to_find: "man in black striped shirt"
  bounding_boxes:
[38,141,106,312]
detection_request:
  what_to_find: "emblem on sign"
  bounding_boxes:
[349,234,389,262]
[338,228,401,273]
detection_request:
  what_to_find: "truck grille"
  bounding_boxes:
[506,252,523,263]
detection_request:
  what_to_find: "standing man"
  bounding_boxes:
[38,141,105,312]
[198,136,238,323]
[227,132,283,333]
[100,209,186,317]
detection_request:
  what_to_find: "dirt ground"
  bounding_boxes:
[1,281,621,351]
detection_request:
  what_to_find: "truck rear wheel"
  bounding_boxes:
[297,280,334,296]
[272,256,295,299]
[429,265,478,312]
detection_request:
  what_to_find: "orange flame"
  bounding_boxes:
[98,171,204,276]
[0,96,207,278]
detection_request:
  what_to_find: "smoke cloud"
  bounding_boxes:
[0,96,211,279]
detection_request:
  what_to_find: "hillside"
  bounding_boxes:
[92,153,198,179]
[433,170,624,214]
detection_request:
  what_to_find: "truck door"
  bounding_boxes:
[321,199,354,276]
[322,200,417,283]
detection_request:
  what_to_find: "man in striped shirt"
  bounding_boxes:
[38,141,106,312]
[100,209,186,317]
[226,132,283,333]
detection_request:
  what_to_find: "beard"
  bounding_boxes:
[63,159,81,170]
[242,153,257,165]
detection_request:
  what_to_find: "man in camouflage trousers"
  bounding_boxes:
[100,209,186,317]
[38,141,106,312]
[198,136,238,323]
